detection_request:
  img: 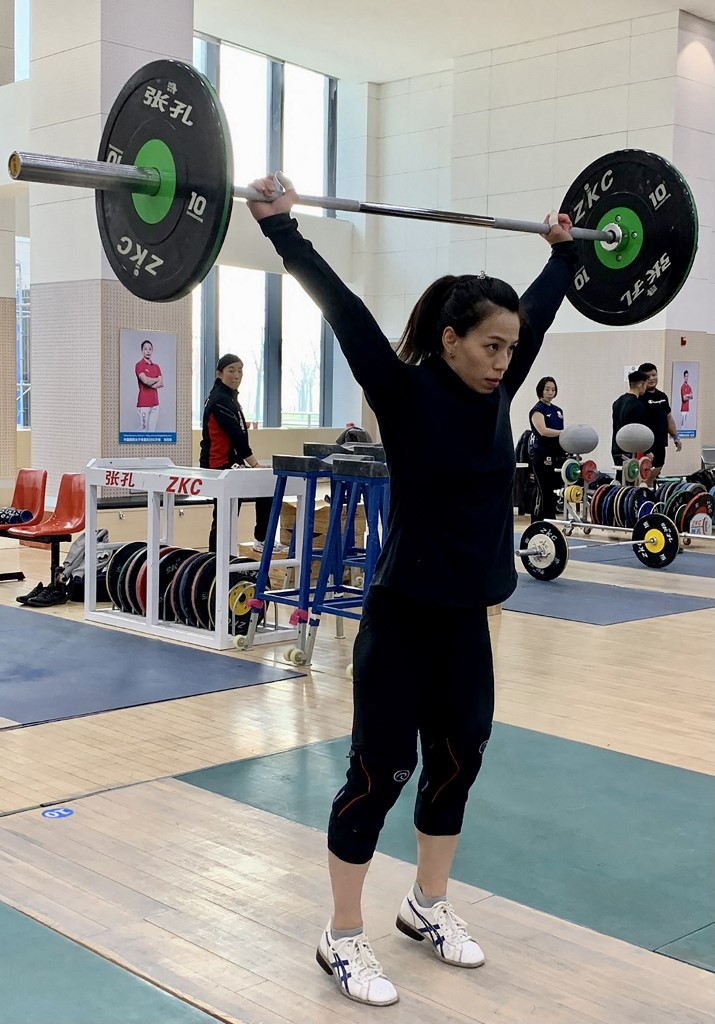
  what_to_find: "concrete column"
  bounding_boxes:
[0,0,13,86]
[28,0,194,494]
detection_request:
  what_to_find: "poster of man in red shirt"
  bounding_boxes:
[671,361,698,439]
[119,329,177,443]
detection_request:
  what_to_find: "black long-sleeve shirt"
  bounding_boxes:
[261,214,576,606]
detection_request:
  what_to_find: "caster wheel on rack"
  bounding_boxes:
[233,635,248,650]
[583,527,592,536]
[682,536,691,546]
[346,662,353,680]
[283,646,297,663]
[291,649,308,666]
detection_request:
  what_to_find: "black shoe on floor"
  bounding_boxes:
[26,582,68,607]
[16,582,45,605]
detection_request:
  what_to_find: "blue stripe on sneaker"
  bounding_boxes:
[408,898,445,957]
[327,933,352,992]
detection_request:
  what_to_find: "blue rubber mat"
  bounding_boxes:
[504,576,715,624]
[0,605,301,727]
[178,726,715,971]
[568,541,715,578]
[0,901,215,1023]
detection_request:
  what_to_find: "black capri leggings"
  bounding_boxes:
[328,585,495,865]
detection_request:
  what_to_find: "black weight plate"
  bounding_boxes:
[666,484,700,523]
[561,150,698,325]
[105,541,145,609]
[600,486,617,526]
[177,552,215,627]
[519,521,569,581]
[96,59,233,301]
[655,481,670,507]
[590,485,604,525]
[136,545,175,613]
[631,486,653,526]
[123,548,148,610]
[662,480,685,515]
[153,547,198,617]
[118,548,147,613]
[621,486,636,528]
[613,486,628,527]
[162,552,198,622]
[631,512,679,568]
[190,554,216,629]
[620,486,633,526]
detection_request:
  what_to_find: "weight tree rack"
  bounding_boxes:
[84,458,307,650]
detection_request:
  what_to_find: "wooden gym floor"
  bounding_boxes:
[0,525,713,1023]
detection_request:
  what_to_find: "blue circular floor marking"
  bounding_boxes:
[41,807,74,819]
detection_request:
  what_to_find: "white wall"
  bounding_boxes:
[667,13,715,334]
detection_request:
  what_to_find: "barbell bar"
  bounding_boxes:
[516,536,658,556]
[9,149,619,243]
[5,58,699,320]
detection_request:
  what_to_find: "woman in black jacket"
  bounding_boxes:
[199,353,284,554]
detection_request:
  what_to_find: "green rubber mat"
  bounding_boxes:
[656,924,715,972]
[0,901,217,1023]
[178,724,715,971]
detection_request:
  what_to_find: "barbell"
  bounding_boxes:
[8,59,699,324]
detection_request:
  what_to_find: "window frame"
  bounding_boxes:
[192,35,337,429]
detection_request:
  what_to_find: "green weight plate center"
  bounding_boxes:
[595,206,643,269]
[132,138,176,224]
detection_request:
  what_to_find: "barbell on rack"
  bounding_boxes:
[518,512,680,581]
[517,536,659,557]
[7,58,699,323]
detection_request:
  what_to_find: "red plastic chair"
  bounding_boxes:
[8,472,85,582]
[0,468,48,583]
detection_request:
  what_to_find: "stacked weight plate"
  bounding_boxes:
[105,543,266,635]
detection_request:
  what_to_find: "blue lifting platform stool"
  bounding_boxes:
[237,454,334,657]
[299,456,390,666]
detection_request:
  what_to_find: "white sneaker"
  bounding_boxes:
[252,539,288,555]
[316,922,399,1006]
[396,887,485,967]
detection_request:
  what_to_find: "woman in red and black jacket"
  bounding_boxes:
[199,353,281,554]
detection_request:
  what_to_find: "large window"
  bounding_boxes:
[14,0,31,82]
[283,64,328,215]
[190,37,336,431]
[16,238,30,427]
[281,276,321,427]
[218,266,266,427]
[220,45,269,189]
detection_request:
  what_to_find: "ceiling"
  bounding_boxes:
[195,0,715,83]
